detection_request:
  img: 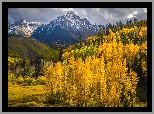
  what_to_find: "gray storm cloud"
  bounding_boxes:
[8,8,147,25]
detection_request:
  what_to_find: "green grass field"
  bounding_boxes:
[8,82,47,107]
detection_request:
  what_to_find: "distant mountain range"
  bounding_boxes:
[8,19,43,37]
[8,11,105,48]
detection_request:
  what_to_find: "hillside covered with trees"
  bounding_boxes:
[8,18,147,107]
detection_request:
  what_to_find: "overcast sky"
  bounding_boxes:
[8,8,147,25]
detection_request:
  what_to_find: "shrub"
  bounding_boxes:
[8,73,17,84]
[35,76,47,85]
[22,76,35,86]
[17,76,24,84]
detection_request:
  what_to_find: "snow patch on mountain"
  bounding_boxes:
[8,19,42,37]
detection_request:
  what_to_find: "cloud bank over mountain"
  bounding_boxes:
[8,8,147,25]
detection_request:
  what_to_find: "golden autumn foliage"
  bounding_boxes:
[44,56,139,106]
[43,25,147,107]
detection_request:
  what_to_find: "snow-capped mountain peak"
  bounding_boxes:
[8,19,42,37]
[66,11,76,18]
[30,11,104,48]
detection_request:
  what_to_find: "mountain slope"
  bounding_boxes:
[8,35,60,62]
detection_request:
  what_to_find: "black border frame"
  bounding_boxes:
[2,2,152,112]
